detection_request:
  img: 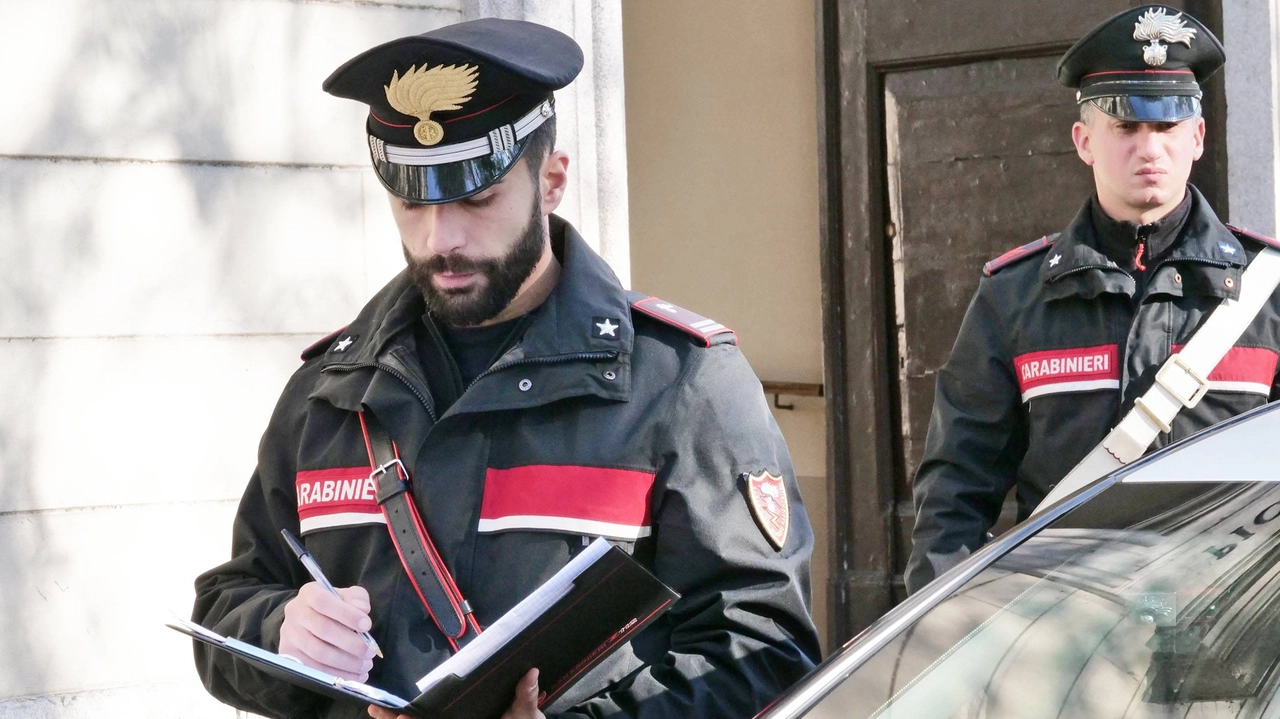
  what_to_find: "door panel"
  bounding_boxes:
[886,56,1095,582]
[866,0,1149,61]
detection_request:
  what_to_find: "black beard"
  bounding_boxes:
[405,198,546,327]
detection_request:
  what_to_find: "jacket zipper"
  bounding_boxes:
[1152,258,1235,272]
[323,361,439,424]
[1051,256,1237,283]
[323,350,621,421]
[1048,264,1133,283]
[466,350,620,391]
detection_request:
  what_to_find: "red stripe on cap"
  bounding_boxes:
[1014,345,1119,394]
[369,110,413,129]
[443,94,516,123]
[1173,345,1279,384]
[480,465,654,527]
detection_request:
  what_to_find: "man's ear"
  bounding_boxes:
[1072,121,1095,166]
[538,150,570,216]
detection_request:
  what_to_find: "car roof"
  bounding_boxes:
[1120,399,1280,484]
[758,400,1280,719]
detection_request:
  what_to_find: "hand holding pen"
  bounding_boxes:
[278,529,384,680]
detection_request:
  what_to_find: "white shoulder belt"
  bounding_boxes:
[1034,246,1280,514]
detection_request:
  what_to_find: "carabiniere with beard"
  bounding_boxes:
[189,18,821,719]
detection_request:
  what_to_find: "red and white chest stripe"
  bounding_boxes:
[295,467,385,534]
[1014,344,1119,402]
[1173,345,1278,396]
[1013,344,1278,403]
[479,465,655,541]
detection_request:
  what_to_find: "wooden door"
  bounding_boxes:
[819,0,1227,644]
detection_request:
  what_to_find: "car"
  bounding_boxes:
[760,400,1280,719]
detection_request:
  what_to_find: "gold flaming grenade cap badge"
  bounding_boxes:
[385,63,480,146]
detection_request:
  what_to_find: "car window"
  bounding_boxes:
[802,481,1280,719]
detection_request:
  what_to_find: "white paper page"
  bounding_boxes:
[167,618,409,709]
[415,537,613,693]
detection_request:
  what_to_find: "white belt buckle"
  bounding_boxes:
[1155,353,1210,409]
[1132,397,1172,434]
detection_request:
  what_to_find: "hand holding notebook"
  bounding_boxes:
[171,538,678,719]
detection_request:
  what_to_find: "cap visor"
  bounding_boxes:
[372,140,528,204]
[1089,95,1201,123]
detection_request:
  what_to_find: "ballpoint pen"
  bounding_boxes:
[281,528,384,659]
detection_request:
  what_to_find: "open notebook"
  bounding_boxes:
[173,538,678,719]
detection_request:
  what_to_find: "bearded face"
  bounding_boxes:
[402,190,546,327]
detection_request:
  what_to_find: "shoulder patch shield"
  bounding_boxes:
[743,471,789,551]
[983,235,1056,276]
[631,296,738,347]
[300,326,350,361]
[1227,224,1280,251]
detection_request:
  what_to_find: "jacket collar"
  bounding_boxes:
[1161,185,1245,268]
[1089,190,1191,268]
[317,215,633,368]
[1041,185,1244,301]
[319,276,422,370]
[510,215,635,361]
[311,215,633,415]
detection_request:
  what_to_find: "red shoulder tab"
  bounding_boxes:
[300,326,349,361]
[983,236,1055,276]
[1227,224,1280,251]
[631,297,738,347]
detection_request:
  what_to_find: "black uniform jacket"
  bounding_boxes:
[907,187,1280,592]
[191,217,821,718]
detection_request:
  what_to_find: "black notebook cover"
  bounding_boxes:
[173,543,678,719]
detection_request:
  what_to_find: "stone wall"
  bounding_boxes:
[1225,0,1280,236]
[0,1,625,716]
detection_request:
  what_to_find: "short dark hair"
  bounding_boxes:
[1079,100,1096,124]
[521,115,557,179]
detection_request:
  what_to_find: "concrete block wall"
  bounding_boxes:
[0,1,625,716]
[1225,0,1280,236]
[620,0,828,649]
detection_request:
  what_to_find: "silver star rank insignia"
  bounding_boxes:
[743,471,789,551]
[1049,253,1062,267]
[593,317,620,339]
[333,335,357,352]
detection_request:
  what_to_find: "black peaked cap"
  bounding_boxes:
[323,18,584,203]
[1057,5,1224,121]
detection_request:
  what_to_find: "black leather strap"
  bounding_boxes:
[360,411,478,647]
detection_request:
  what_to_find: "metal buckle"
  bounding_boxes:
[1154,353,1210,409]
[369,459,407,481]
[370,459,410,504]
[1133,397,1173,434]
